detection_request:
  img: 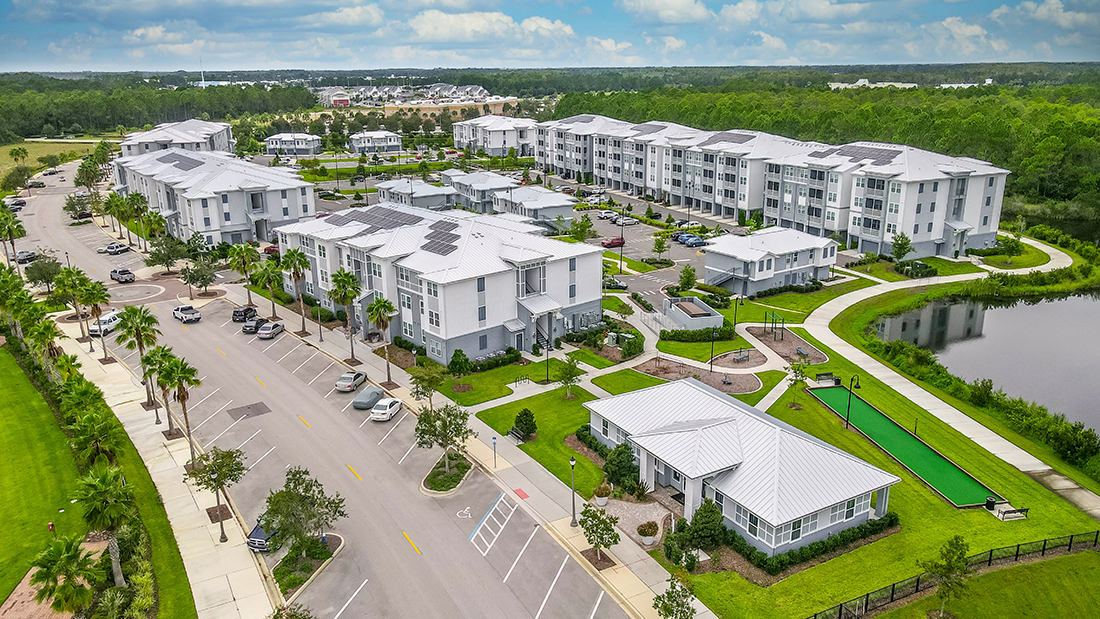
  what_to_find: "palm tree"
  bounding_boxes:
[68,408,127,467]
[142,345,178,433]
[115,305,161,407]
[72,466,134,588]
[251,259,283,320]
[0,210,26,276]
[366,296,397,385]
[145,211,166,240]
[29,534,102,616]
[126,193,149,251]
[327,269,362,362]
[81,280,111,361]
[162,356,202,461]
[117,196,134,244]
[56,267,91,340]
[55,353,82,382]
[60,378,105,424]
[228,244,262,307]
[8,287,41,343]
[27,319,67,379]
[281,248,311,334]
[103,192,125,234]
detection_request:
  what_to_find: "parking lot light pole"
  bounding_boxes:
[710,328,718,373]
[569,457,578,527]
[845,375,862,429]
[732,295,745,329]
[618,216,626,275]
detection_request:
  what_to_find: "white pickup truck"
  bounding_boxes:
[172,305,201,323]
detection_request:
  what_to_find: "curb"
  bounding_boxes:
[419,454,477,497]
[283,533,347,606]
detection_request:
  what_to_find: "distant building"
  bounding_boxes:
[376,179,458,210]
[939,79,995,89]
[704,227,837,296]
[443,170,520,214]
[265,133,322,156]
[112,149,314,246]
[827,79,918,90]
[453,115,537,157]
[120,119,235,156]
[349,130,401,154]
[318,88,352,108]
[492,185,576,224]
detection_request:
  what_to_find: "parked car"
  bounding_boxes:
[669,231,687,242]
[242,317,269,334]
[603,277,628,290]
[601,236,626,248]
[247,515,278,552]
[591,186,606,195]
[109,268,135,283]
[263,244,280,255]
[5,198,27,207]
[232,306,257,322]
[677,234,700,245]
[680,221,702,229]
[88,309,122,336]
[172,305,201,323]
[27,181,45,188]
[585,196,606,205]
[619,218,639,226]
[335,371,367,392]
[684,237,707,248]
[352,387,385,411]
[370,398,403,421]
[15,250,36,264]
[74,210,93,219]
[43,169,59,176]
[96,245,110,254]
[256,322,284,339]
[561,187,575,194]
[674,219,688,227]
[105,242,129,255]
[597,210,617,220]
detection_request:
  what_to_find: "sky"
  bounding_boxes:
[0,0,1097,72]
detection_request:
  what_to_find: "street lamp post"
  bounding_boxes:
[492,436,497,469]
[709,327,718,373]
[845,375,862,429]
[569,456,578,527]
[732,295,745,330]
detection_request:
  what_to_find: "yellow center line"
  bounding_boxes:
[181,325,190,331]
[347,465,362,480]
[403,532,421,555]
[216,348,226,356]
[255,377,266,387]
[149,304,157,310]
[299,415,311,428]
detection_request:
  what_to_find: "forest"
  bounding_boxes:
[554,81,1100,217]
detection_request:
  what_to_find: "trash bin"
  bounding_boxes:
[834,377,842,386]
[985,496,997,511]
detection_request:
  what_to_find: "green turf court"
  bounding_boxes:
[811,385,1002,508]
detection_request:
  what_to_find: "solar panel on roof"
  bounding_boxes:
[421,241,458,256]
[156,151,203,171]
[810,145,899,166]
[425,230,460,243]
[429,220,459,232]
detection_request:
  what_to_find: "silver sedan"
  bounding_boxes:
[335,371,367,392]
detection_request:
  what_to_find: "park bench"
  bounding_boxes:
[998,507,1030,521]
[732,353,749,362]
[815,372,835,382]
[722,375,732,385]
[507,426,527,443]
[796,346,808,357]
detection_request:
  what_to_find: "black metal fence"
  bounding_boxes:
[805,530,1100,619]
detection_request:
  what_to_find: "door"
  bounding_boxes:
[515,333,523,350]
[231,233,243,245]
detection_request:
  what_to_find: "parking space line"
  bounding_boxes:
[298,415,311,428]
[248,336,259,344]
[332,578,369,619]
[470,493,518,556]
[534,555,569,619]
[308,362,334,385]
[587,591,604,619]
[220,318,233,327]
[235,429,261,450]
[276,342,303,363]
[292,352,317,373]
[503,525,540,583]
[216,348,226,356]
[347,464,362,480]
[397,441,417,464]
[248,446,276,470]
[377,411,408,444]
[347,400,358,414]
[262,337,282,352]
[324,387,336,399]
[203,414,247,449]
[193,400,233,431]
[402,532,421,555]
[190,388,221,411]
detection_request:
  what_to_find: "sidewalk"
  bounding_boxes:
[54,320,277,619]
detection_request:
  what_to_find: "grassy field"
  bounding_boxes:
[879,551,1100,619]
[756,277,878,314]
[846,260,910,282]
[712,297,804,325]
[477,387,604,497]
[920,257,986,276]
[664,327,1098,619]
[602,251,657,273]
[0,349,85,604]
[602,295,634,316]
[567,348,617,369]
[591,368,666,395]
[655,339,748,362]
[1,142,95,176]
[731,370,787,407]
[981,242,1051,270]
[440,357,577,406]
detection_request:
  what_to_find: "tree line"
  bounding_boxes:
[553,82,1100,214]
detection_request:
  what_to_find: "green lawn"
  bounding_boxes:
[754,277,878,314]
[879,551,1100,619]
[1,141,95,176]
[846,260,910,282]
[0,349,85,604]
[477,387,604,497]
[549,236,580,243]
[602,251,657,273]
[591,368,667,395]
[731,370,787,407]
[713,297,804,325]
[567,348,616,369]
[655,339,748,362]
[981,242,1051,270]
[920,257,986,276]
[663,328,1098,619]
[440,358,578,406]
[602,295,634,316]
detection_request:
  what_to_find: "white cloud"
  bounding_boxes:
[407,9,573,43]
[1034,40,1053,55]
[616,0,715,24]
[717,0,762,28]
[123,24,186,44]
[1054,32,1083,45]
[576,5,592,15]
[643,32,687,53]
[583,35,645,64]
[381,0,495,10]
[990,0,1100,29]
[764,0,870,22]
[752,30,787,51]
[301,5,385,28]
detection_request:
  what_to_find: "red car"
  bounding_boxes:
[601,236,625,248]
[263,245,280,255]
[561,187,575,194]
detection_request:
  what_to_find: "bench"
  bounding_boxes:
[722,375,732,386]
[815,372,835,382]
[796,347,808,357]
[732,353,750,362]
[998,507,1030,521]
[507,426,527,443]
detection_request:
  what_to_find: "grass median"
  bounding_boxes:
[980,242,1051,270]
[655,339,747,362]
[440,357,577,406]
[731,370,787,407]
[566,348,616,369]
[591,368,666,395]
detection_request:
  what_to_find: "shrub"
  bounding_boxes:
[310,306,335,322]
[702,294,731,309]
[683,549,698,572]
[894,260,938,278]
[849,252,880,267]
[531,342,541,356]
[394,336,427,357]
[663,537,683,565]
[448,349,475,376]
[620,333,644,359]
[696,283,732,297]
[594,482,611,498]
[576,424,610,459]
[689,499,726,550]
[301,294,318,307]
[469,347,522,372]
[513,408,537,440]
[631,292,654,312]
[638,521,659,537]
[660,321,736,342]
[753,279,824,299]
[642,258,675,268]
[336,309,347,322]
[604,442,639,486]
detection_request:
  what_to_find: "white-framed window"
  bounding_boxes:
[854,197,864,208]
[777,513,818,545]
[828,173,839,184]
[888,202,899,215]
[601,418,609,437]
[371,262,382,278]
[429,339,442,356]
[826,211,836,222]
[829,493,870,525]
[827,192,837,203]
[890,182,902,193]
[320,269,329,286]
[886,223,897,234]
[428,310,440,328]
[280,233,288,245]
[426,282,438,297]
[856,177,866,188]
[402,321,413,338]
[734,504,774,545]
[569,284,576,299]
[318,245,327,258]
[853,216,862,227]
[304,281,314,295]
[400,293,412,310]
[478,306,486,321]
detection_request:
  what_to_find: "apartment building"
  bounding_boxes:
[375,179,458,210]
[265,133,322,156]
[704,227,838,296]
[112,149,314,245]
[453,115,537,157]
[349,130,401,154]
[492,185,577,225]
[120,119,235,157]
[442,170,519,214]
[273,204,603,365]
[535,114,1008,258]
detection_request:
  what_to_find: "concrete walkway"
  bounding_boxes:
[53,320,277,619]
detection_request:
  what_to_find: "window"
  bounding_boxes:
[759,260,765,271]
[426,282,438,297]
[890,182,902,193]
[201,198,208,208]
[477,306,486,321]
[569,258,576,272]
[206,235,213,245]
[918,183,924,193]
[933,181,939,192]
[886,223,897,234]
[853,216,861,228]
[371,263,382,278]
[302,204,308,214]
[224,211,231,222]
[479,335,487,350]
[930,202,936,212]
[283,207,289,216]
[319,269,329,286]
[281,190,287,199]
[428,310,440,328]
[916,203,922,214]
[429,339,442,356]
[569,284,576,298]
[221,194,228,203]
[766,258,772,270]
[318,245,326,258]
[420,299,424,315]
[928,222,933,232]
[988,177,995,187]
[985,196,991,206]
[914,224,920,235]
[672,470,681,483]
[400,293,412,310]
[828,192,837,203]
[304,281,313,294]
[888,202,899,215]
[714,491,724,508]
[602,418,609,437]
[301,187,307,196]
[203,216,211,227]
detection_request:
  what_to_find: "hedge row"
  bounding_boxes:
[752,279,824,299]
[1028,224,1100,264]
[631,292,654,312]
[576,423,610,459]
[696,283,732,297]
[660,321,736,342]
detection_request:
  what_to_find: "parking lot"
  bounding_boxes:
[581,207,703,298]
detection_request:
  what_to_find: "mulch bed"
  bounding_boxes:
[451,384,472,393]
[565,433,605,468]
[206,504,232,524]
[344,358,362,366]
[575,343,622,364]
[580,547,616,570]
[373,344,416,370]
[162,428,185,440]
[98,357,117,365]
[282,534,342,598]
[747,327,827,364]
[196,290,222,298]
[710,349,768,370]
[294,330,311,337]
[634,358,761,394]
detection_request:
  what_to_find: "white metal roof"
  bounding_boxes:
[266,133,320,142]
[706,227,837,262]
[456,115,537,132]
[121,119,230,147]
[114,150,311,200]
[496,186,577,211]
[585,379,899,525]
[377,179,459,198]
